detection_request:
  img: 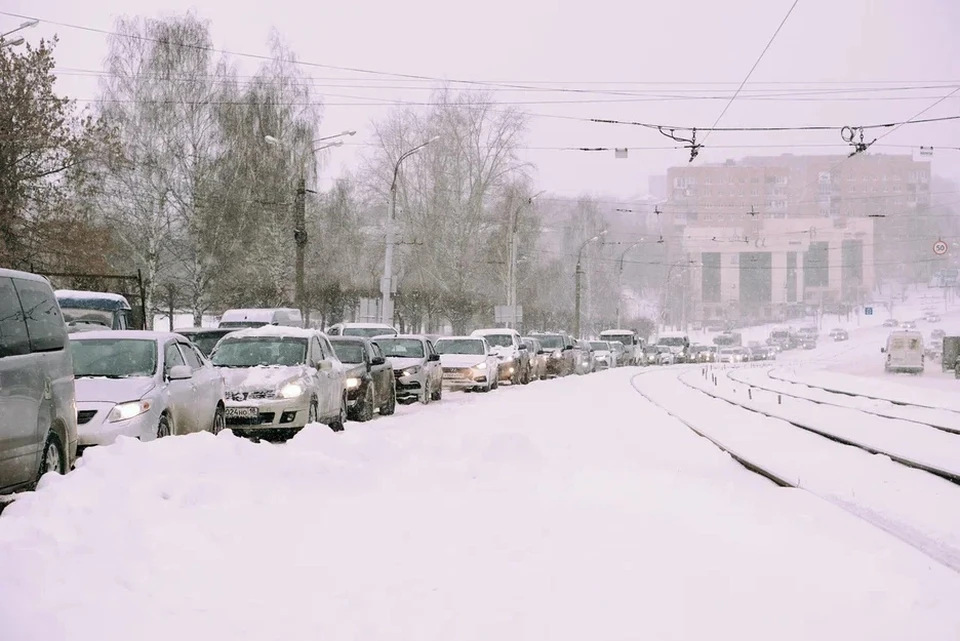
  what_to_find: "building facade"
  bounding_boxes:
[660,153,929,323]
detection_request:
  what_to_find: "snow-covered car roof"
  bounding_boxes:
[331,322,396,329]
[219,308,297,322]
[55,289,130,303]
[376,334,429,341]
[217,325,319,339]
[471,328,517,336]
[599,329,634,335]
[434,335,485,342]
[69,330,180,341]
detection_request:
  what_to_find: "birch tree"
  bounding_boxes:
[365,89,530,332]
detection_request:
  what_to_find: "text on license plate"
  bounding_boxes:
[225,407,258,419]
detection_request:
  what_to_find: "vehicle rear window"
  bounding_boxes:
[14,278,68,352]
[0,277,30,357]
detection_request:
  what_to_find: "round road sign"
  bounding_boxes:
[934,240,948,255]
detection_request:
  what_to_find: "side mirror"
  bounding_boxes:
[318,360,333,371]
[428,353,440,362]
[488,351,497,357]
[880,347,886,353]
[537,349,545,355]
[518,344,528,350]
[371,355,386,366]
[564,345,574,351]
[167,365,193,380]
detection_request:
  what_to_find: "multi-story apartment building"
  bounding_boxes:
[660,153,930,324]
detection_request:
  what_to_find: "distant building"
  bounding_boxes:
[659,153,930,324]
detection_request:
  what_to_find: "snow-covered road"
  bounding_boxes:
[3,360,960,640]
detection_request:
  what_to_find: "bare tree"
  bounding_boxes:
[364,89,531,332]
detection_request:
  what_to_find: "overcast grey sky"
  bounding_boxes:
[5,0,960,198]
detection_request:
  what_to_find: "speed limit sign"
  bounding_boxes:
[934,240,948,255]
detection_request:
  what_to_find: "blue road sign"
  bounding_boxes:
[865,307,873,316]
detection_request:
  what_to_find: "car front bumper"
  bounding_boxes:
[224,396,311,430]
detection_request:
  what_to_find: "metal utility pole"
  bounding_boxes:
[506,190,544,329]
[380,136,439,326]
[616,241,643,328]
[293,176,307,322]
[264,131,355,327]
[574,230,607,338]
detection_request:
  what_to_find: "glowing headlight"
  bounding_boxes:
[107,399,151,422]
[473,362,487,370]
[402,365,421,376]
[279,383,304,398]
[345,377,361,389]
[550,351,561,359]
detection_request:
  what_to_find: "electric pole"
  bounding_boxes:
[574,230,607,338]
[294,176,308,324]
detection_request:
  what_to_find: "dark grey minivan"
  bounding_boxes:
[0,268,78,495]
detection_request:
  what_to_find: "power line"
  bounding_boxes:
[701,0,802,150]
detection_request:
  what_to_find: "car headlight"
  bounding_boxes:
[473,362,487,370]
[107,399,151,422]
[402,365,421,376]
[345,377,361,389]
[279,383,304,398]
[550,352,561,359]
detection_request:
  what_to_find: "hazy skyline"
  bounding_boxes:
[4,0,960,199]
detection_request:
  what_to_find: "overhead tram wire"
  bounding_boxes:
[698,0,803,153]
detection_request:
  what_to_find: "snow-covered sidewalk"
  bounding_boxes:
[2,369,960,640]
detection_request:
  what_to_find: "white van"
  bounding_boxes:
[218,308,303,329]
[599,329,644,366]
[881,330,924,374]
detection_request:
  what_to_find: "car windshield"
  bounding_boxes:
[70,339,157,378]
[180,332,230,357]
[590,342,609,350]
[377,338,425,359]
[601,334,632,346]
[343,327,397,338]
[480,334,513,348]
[211,337,308,367]
[60,308,115,328]
[434,339,485,356]
[331,342,366,364]
[535,335,563,349]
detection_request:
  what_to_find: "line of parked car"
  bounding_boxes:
[0,273,643,499]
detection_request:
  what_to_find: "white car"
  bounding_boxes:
[210,326,347,435]
[70,330,226,451]
[326,322,399,339]
[433,336,499,392]
[470,328,531,384]
[374,335,443,404]
[589,341,615,369]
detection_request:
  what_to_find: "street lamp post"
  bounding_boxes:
[616,240,643,329]
[265,130,356,325]
[380,136,439,327]
[1,19,38,48]
[574,230,607,338]
[506,190,545,330]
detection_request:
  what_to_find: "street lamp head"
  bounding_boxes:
[20,19,39,29]
[3,36,24,47]
[340,130,357,137]
[264,135,280,146]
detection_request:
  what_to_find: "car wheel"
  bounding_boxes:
[38,432,66,481]
[308,399,319,424]
[520,365,531,385]
[381,385,397,415]
[212,405,225,435]
[157,414,172,439]
[329,395,347,432]
[430,382,442,401]
[420,385,431,405]
[356,386,375,422]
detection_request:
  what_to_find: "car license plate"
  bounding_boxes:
[225,406,258,419]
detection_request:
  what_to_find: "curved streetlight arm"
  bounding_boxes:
[1,19,38,39]
[577,230,608,266]
[391,136,440,192]
[618,241,643,272]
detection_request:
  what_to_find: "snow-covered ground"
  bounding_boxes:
[3,369,960,639]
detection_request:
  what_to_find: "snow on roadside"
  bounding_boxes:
[1,369,959,640]
[637,367,960,571]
